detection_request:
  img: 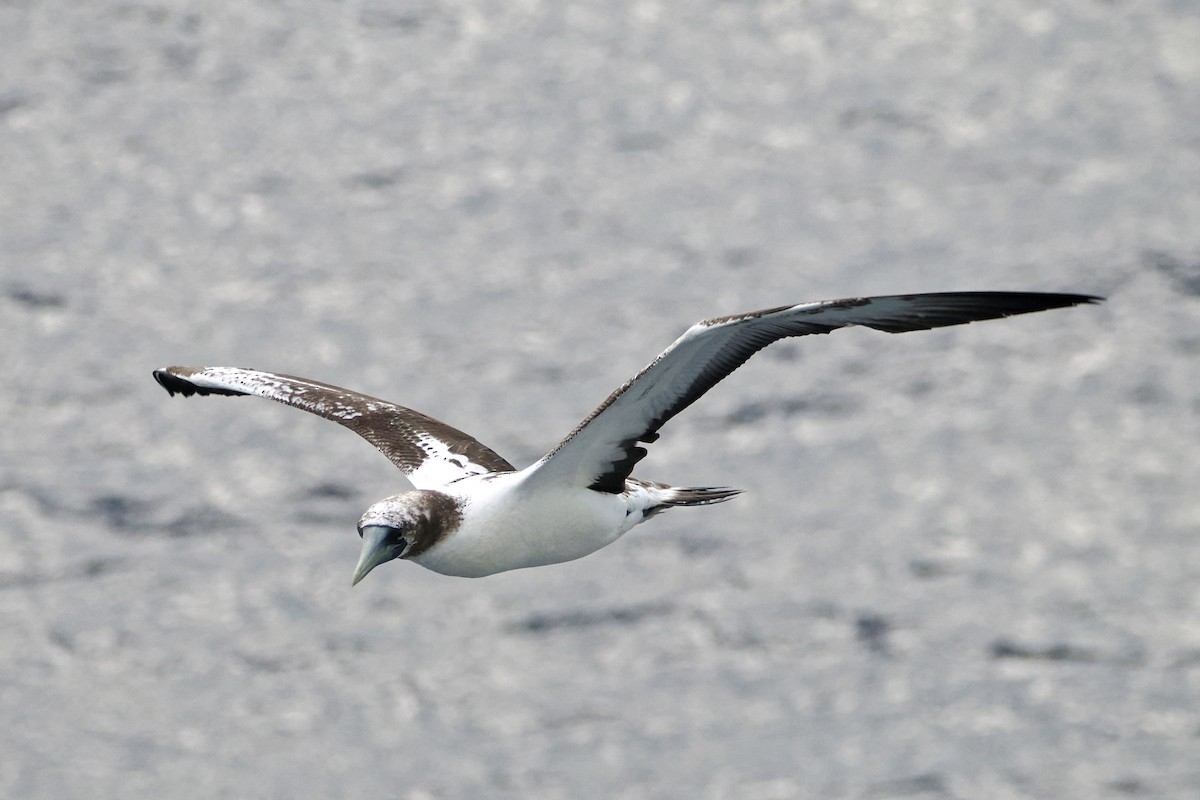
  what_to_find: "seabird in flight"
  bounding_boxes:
[153,291,1099,583]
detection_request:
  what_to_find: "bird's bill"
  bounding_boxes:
[352,526,397,586]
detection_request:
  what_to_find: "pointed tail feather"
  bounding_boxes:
[657,485,743,506]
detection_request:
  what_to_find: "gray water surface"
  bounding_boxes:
[2,2,1198,798]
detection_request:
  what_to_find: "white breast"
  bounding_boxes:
[408,469,634,577]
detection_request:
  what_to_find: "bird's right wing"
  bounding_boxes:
[523,292,1101,494]
[153,366,514,489]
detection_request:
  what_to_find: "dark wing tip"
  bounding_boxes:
[869,291,1104,334]
[153,367,193,397]
[976,291,1106,316]
[920,291,1104,309]
[1018,292,1104,306]
[974,291,1106,315]
[152,367,243,398]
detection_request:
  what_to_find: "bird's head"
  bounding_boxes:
[352,491,461,586]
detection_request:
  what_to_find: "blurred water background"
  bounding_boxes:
[2,2,1198,798]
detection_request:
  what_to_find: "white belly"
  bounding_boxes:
[408,472,634,577]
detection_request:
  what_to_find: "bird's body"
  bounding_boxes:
[393,473,620,578]
[154,291,1100,583]
[333,473,738,577]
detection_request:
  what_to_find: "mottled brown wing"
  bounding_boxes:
[154,366,514,488]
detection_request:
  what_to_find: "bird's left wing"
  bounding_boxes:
[523,291,1101,493]
[153,366,514,488]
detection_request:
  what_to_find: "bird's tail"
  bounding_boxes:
[629,478,742,507]
[656,485,743,506]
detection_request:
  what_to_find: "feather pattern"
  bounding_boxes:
[153,366,514,488]
[527,292,1101,493]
